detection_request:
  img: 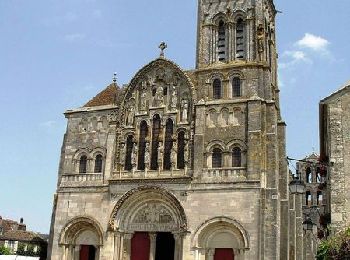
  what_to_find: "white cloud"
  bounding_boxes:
[296,33,330,52]
[64,33,86,42]
[279,50,312,69]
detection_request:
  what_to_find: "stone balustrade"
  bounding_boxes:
[60,173,103,187]
[201,167,247,182]
[114,169,188,180]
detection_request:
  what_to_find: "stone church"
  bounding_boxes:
[48,0,293,259]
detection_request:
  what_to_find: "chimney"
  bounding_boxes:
[18,218,26,231]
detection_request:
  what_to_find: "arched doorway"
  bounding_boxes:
[59,217,103,260]
[109,186,188,260]
[192,217,250,260]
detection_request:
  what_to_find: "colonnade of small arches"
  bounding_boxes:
[208,72,244,100]
[121,115,190,172]
[205,141,246,169]
[74,148,106,174]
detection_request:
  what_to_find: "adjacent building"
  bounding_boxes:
[0,216,48,257]
[320,80,350,233]
[47,0,301,259]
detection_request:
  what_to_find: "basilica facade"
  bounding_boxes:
[48,0,294,259]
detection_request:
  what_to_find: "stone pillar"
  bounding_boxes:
[149,233,157,260]
[174,233,184,260]
[123,233,133,260]
[113,232,122,260]
[207,249,215,260]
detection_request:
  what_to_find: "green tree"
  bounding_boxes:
[0,245,11,255]
[317,227,350,260]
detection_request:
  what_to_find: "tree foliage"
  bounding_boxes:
[317,227,350,260]
[0,245,11,255]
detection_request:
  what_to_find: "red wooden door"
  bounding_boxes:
[131,232,150,260]
[79,245,90,260]
[214,248,234,260]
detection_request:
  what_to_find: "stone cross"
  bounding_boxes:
[159,42,167,57]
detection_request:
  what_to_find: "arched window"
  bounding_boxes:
[212,148,222,168]
[125,135,133,171]
[218,20,226,61]
[306,167,312,183]
[151,115,161,170]
[94,154,103,173]
[232,147,242,167]
[138,121,148,170]
[177,131,185,169]
[232,77,241,97]
[316,167,321,183]
[213,79,222,99]
[306,191,312,206]
[79,155,87,173]
[236,19,245,59]
[163,119,174,170]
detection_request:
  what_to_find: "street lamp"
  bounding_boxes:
[303,217,315,231]
[289,175,306,195]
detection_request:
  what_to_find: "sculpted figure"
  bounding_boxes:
[131,144,138,167]
[126,106,135,126]
[144,142,150,167]
[181,99,189,122]
[257,24,265,54]
[154,85,164,107]
[170,86,178,110]
[140,91,147,111]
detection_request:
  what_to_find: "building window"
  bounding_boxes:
[306,167,312,183]
[236,19,245,59]
[218,20,226,61]
[232,77,241,97]
[316,167,322,183]
[163,119,174,170]
[138,121,148,170]
[151,115,161,170]
[125,135,133,171]
[212,148,222,168]
[7,241,16,252]
[213,79,222,99]
[306,191,312,206]
[94,154,103,173]
[232,147,242,167]
[177,131,186,169]
[317,191,323,206]
[79,155,87,173]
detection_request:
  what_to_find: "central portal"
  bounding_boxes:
[155,232,175,260]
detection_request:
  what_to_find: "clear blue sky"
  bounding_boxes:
[0,0,349,234]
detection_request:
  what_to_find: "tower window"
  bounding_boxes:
[306,191,312,206]
[236,19,245,59]
[306,167,312,183]
[218,20,226,61]
[212,148,222,168]
[94,154,103,173]
[177,131,185,169]
[138,121,148,170]
[232,147,242,167]
[79,155,87,173]
[151,115,161,170]
[232,77,241,97]
[125,135,133,171]
[317,191,323,206]
[164,119,174,170]
[213,79,222,99]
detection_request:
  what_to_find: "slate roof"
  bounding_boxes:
[84,83,121,107]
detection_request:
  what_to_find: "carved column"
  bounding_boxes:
[207,248,215,260]
[149,233,157,260]
[113,232,122,260]
[123,233,133,260]
[173,233,184,260]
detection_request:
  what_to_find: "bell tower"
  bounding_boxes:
[196,0,278,78]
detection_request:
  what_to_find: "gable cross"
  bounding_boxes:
[159,42,167,57]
